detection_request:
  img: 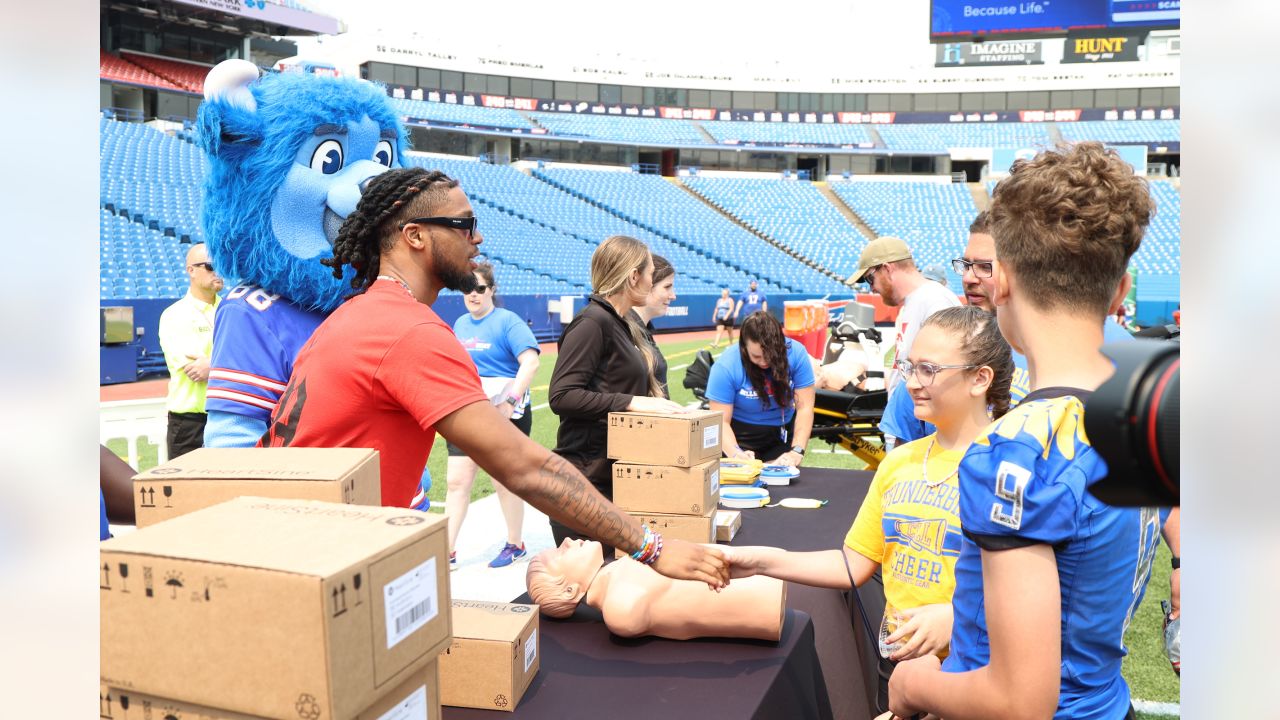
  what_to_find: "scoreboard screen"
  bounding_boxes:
[931,0,1179,41]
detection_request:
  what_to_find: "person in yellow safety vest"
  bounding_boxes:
[158,242,223,458]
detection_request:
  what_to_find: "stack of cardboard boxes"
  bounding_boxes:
[101,447,542,718]
[101,495,451,720]
[606,410,724,553]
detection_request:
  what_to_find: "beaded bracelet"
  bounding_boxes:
[630,526,664,565]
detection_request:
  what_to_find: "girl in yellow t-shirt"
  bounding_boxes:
[728,306,1013,696]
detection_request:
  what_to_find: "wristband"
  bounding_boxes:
[1170,555,1180,570]
[504,393,522,406]
[630,526,664,565]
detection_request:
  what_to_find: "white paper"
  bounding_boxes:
[376,684,427,720]
[383,557,438,649]
[523,628,538,673]
[703,424,720,450]
[709,469,721,495]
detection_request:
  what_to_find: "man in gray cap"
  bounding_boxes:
[851,236,960,401]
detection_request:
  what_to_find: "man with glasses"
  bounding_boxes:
[158,243,223,458]
[880,213,1034,447]
[850,236,960,444]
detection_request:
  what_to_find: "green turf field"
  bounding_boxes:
[105,333,1178,712]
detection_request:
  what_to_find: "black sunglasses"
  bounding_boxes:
[467,284,490,294]
[402,216,478,239]
[191,262,215,272]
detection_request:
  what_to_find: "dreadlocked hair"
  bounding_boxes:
[322,167,459,297]
[739,311,793,411]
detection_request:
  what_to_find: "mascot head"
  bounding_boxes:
[197,60,408,312]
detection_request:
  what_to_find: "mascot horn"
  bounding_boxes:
[195,59,430,509]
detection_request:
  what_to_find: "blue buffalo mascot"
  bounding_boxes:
[196,59,430,507]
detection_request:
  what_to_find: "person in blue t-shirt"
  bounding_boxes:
[705,312,815,466]
[888,143,1174,720]
[445,264,541,569]
[732,280,768,324]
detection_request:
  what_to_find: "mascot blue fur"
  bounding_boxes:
[196,59,430,508]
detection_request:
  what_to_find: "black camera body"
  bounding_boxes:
[1085,334,1180,507]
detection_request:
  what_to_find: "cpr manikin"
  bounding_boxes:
[527,539,786,641]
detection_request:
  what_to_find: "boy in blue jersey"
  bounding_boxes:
[889,142,1169,720]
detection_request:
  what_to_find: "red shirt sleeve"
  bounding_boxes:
[374,321,487,430]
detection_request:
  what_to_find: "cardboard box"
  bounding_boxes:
[101,497,451,720]
[606,410,722,467]
[100,661,441,720]
[132,447,382,528]
[438,600,540,712]
[615,508,717,558]
[612,459,720,515]
[715,509,742,543]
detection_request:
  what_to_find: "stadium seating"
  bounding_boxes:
[100,50,183,91]
[528,113,709,146]
[120,52,207,94]
[877,122,1053,152]
[98,118,1179,308]
[1056,119,1180,145]
[699,121,875,147]
[392,98,536,130]
[829,181,979,291]
[680,176,867,278]
[533,168,849,295]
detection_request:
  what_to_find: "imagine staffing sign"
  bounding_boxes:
[935,40,1045,66]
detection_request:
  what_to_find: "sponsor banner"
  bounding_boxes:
[1063,33,1144,63]
[930,0,1179,41]
[166,0,340,35]
[935,40,1044,66]
[1083,107,1179,121]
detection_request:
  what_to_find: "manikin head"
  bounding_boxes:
[526,538,605,618]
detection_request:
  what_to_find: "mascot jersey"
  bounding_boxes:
[194,61,409,450]
[205,284,324,431]
[943,388,1170,720]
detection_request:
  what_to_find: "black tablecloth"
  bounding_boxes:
[443,603,831,720]
[731,466,883,720]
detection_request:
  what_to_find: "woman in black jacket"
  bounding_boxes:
[549,236,685,546]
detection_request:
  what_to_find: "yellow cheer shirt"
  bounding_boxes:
[845,433,964,626]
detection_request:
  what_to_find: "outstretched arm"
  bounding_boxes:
[438,400,729,588]
[725,544,877,589]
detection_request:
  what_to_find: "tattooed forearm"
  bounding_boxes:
[519,453,642,552]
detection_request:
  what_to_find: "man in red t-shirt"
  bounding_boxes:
[261,167,728,588]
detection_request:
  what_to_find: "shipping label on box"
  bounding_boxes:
[101,497,451,720]
[132,447,382,528]
[100,661,441,720]
[715,510,742,543]
[612,459,720,515]
[438,600,540,712]
[606,410,722,467]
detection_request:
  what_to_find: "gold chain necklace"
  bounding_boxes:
[921,436,960,487]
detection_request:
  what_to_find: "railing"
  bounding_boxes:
[102,107,145,122]
[631,163,661,175]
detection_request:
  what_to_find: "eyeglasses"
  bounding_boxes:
[951,258,994,278]
[863,265,881,286]
[402,216,478,239]
[894,359,978,387]
[191,262,215,272]
[467,284,490,294]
